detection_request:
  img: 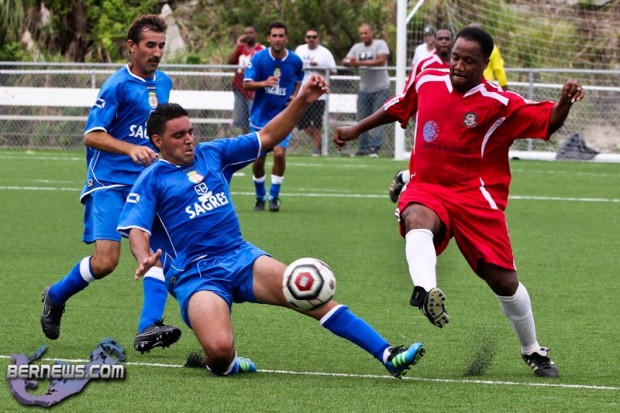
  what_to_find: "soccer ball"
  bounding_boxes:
[282,257,337,311]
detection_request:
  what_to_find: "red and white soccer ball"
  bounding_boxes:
[282,257,337,311]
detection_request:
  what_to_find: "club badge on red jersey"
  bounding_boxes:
[463,112,478,128]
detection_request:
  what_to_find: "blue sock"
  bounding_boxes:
[48,257,94,304]
[138,268,167,333]
[269,174,283,200]
[321,305,390,361]
[253,175,266,200]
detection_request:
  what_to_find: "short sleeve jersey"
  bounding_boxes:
[346,39,390,92]
[117,134,261,272]
[244,48,304,129]
[384,69,555,208]
[82,65,173,199]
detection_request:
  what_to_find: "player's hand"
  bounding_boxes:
[129,145,159,167]
[333,125,358,150]
[299,74,329,102]
[562,79,584,104]
[264,76,280,87]
[236,35,248,46]
[134,249,162,280]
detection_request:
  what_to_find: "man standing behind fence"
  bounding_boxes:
[295,29,337,156]
[244,21,303,212]
[342,23,390,157]
[227,26,265,134]
[40,14,182,353]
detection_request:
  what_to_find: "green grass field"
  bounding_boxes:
[1,150,619,412]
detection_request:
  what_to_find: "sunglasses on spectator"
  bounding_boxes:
[306,35,318,39]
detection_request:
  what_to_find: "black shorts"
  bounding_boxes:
[297,100,325,130]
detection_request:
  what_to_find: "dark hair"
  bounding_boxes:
[147,103,188,146]
[268,21,288,36]
[437,25,454,38]
[455,26,494,59]
[127,14,168,44]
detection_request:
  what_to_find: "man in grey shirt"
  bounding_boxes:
[343,23,390,157]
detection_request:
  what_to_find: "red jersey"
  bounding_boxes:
[384,69,554,210]
[410,52,449,86]
[231,43,265,98]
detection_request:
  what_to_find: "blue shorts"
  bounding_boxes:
[167,241,269,328]
[251,125,291,152]
[82,187,130,243]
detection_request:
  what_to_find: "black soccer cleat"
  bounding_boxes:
[522,347,559,378]
[134,321,182,354]
[253,198,266,211]
[41,286,65,340]
[389,171,406,203]
[411,286,449,328]
[269,198,280,212]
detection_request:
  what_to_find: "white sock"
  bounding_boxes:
[497,282,540,354]
[405,229,436,290]
[79,257,95,282]
[271,174,284,185]
[401,170,410,184]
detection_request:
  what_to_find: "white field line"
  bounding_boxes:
[0,185,618,204]
[0,354,617,391]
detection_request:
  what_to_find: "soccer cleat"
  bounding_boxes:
[411,286,449,328]
[134,321,182,353]
[236,357,257,373]
[522,347,559,378]
[385,343,426,378]
[41,286,65,340]
[253,198,266,211]
[389,171,406,203]
[269,198,280,212]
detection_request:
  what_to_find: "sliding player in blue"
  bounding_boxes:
[117,75,425,377]
[40,15,181,353]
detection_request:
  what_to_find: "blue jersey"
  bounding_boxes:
[117,133,261,274]
[244,48,304,129]
[81,64,173,200]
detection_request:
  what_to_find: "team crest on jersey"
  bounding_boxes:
[148,91,158,109]
[423,120,439,142]
[186,170,204,184]
[194,182,210,197]
[463,112,478,128]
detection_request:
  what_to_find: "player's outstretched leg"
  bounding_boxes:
[522,347,559,378]
[41,286,66,340]
[411,286,449,328]
[385,343,426,379]
[134,321,182,353]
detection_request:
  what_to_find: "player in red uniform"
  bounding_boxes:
[390,26,454,202]
[334,26,584,378]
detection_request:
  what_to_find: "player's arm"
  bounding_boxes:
[548,79,584,135]
[334,108,396,148]
[226,38,244,65]
[244,77,279,91]
[128,228,162,280]
[259,74,328,151]
[84,130,158,166]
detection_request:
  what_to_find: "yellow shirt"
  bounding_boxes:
[484,45,508,87]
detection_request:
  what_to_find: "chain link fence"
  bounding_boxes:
[1,62,618,158]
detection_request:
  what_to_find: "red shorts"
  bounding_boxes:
[396,183,515,274]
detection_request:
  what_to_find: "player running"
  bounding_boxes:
[334,26,585,378]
